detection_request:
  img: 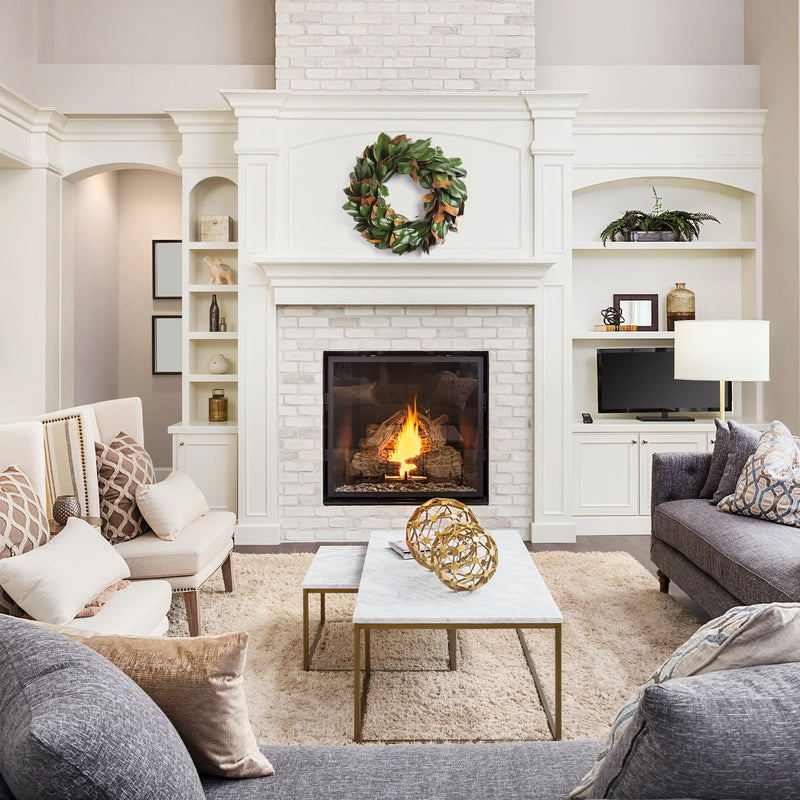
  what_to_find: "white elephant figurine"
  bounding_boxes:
[204,256,234,285]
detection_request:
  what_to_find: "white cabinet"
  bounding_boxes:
[573,425,713,527]
[170,427,238,513]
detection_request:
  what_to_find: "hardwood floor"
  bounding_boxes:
[236,534,708,622]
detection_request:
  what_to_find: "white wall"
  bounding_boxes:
[0,2,32,97]
[745,0,800,431]
[116,169,182,469]
[71,171,120,406]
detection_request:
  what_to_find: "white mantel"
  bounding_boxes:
[224,91,586,544]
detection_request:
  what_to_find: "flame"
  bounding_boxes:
[386,400,424,478]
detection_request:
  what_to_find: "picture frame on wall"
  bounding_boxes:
[152,239,182,300]
[152,315,182,375]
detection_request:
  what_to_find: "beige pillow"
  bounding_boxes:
[136,471,210,541]
[48,627,273,779]
[0,517,130,625]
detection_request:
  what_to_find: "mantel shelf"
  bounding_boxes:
[573,331,675,340]
[573,241,757,252]
[188,242,238,250]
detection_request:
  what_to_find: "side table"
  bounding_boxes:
[49,516,102,536]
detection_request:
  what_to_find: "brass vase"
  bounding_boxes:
[666,282,695,331]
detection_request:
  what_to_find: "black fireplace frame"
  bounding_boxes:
[323,350,489,506]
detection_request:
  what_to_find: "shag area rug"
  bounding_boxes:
[167,551,699,744]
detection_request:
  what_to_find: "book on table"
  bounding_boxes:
[388,539,429,559]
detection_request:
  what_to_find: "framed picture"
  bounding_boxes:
[152,315,182,375]
[152,240,182,299]
[613,293,659,332]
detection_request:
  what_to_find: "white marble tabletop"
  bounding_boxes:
[302,545,367,590]
[353,530,562,626]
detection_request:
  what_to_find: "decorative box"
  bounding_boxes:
[200,216,234,242]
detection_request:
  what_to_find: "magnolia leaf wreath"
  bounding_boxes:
[342,132,468,255]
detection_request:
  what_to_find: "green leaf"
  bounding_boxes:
[396,161,413,174]
[358,205,370,217]
[379,184,389,197]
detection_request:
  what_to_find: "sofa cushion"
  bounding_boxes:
[571,602,800,799]
[717,420,800,529]
[699,418,730,498]
[653,498,800,604]
[114,511,235,579]
[0,517,130,625]
[200,741,603,800]
[135,470,209,541]
[712,420,760,503]
[95,432,155,544]
[592,663,800,799]
[0,615,204,800]
[50,628,273,779]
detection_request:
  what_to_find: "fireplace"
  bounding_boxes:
[323,351,489,505]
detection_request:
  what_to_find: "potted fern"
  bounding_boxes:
[600,186,720,245]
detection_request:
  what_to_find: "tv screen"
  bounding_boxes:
[597,347,732,417]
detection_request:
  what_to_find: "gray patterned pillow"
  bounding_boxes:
[0,466,49,617]
[599,663,800,799]
[95,432,154,544]
[711,420,761,503]
[0,615,204,799]
[699,418,730,499]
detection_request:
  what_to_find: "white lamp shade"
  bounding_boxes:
[674,320,770,382]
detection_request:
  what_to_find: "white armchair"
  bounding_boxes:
[37,398,235,636]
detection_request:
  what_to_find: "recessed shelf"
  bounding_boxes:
[188,332,238,340]
[573,331,676,341]
[188,242,238,250]
[573,241,757,251]
[188,284,238,293]
[188,374,239,382]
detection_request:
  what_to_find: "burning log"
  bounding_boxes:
[366,409,446,456]
[409,446,463,480]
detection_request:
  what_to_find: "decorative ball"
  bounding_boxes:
[52,495,80,526]
[405,497,478,570]
[431,521,498,592]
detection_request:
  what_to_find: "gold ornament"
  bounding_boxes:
[431,521,498,592]
[405,497,478,570]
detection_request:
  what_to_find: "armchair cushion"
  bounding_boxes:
[0,517,130,625]
[136,471,209,542]
[95,432,154,543]
[114,511,235,579]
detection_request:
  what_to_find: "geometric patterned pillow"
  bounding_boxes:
[0,466,50,617]
[717,420,800,528]
[95,433,154,544]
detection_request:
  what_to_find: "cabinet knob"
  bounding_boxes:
[631,440,637,445]
[711,439,715,444]
[641,439,648,444]
[178,441,185,446]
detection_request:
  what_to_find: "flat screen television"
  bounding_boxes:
[597,347,732,421]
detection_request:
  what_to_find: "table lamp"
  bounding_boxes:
[673,320,770,421]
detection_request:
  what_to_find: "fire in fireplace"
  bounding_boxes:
[323,351,488,505]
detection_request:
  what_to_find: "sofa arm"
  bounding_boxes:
[650,451,711,518]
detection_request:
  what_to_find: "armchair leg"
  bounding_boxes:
[657,570,670,594]
[222,552,234,593]
[183,590,202,637]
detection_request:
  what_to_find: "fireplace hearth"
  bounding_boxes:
[323,351,488,505]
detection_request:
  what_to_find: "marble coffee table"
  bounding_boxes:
[352,530,563,743]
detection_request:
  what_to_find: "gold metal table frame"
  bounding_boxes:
[353,621,562,743]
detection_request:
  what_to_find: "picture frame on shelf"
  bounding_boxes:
[152,240,182,299]
[613,294,659,332]
[152,315,182,375]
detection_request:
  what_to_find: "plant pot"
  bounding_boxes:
[633,231,678,242]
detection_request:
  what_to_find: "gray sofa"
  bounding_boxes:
[651,451,800,618]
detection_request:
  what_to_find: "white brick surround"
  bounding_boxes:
[275,1,535,91]
[277,305,533,540]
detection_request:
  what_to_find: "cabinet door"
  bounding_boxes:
[639,433,708,512]
[174,434,237,513]
[573,433,639,516]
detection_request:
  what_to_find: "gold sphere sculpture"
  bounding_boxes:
[405,497,478,570]
[431,521,498,592]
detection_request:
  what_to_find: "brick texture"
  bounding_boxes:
[277,305,533,541]
[275,1,535,91]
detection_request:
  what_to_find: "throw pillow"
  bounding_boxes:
[49,627,274,779]
[0,615,204,800]
[699,418,730,499]
[0,517,130,625]
[717,421,800,528]
[95,431,154,543]
[74,579,131,618]
[0,466,49,617]
[428,370,478,410]
[135,471,209,541]
[711,420,761,502]
[599,663,800,799]
[570,602,800,799]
